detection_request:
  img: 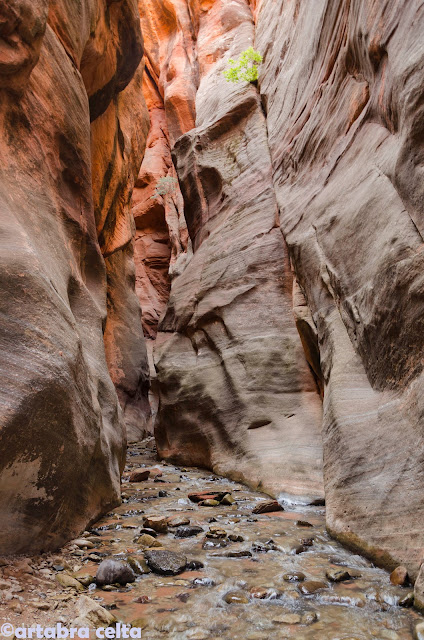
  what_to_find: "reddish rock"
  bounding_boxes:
[390,566,409,586]
[188,492,227,504]
[252,501,284,515]
[129,469,151,483]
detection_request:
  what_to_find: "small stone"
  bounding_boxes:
[76,574,96,587]
[399,592,414,607]
[186,560,204,571]
[192,577,215,587]
[186,630,208,640]
[390,566,408,586]
[220,494,235,505]
[272,613,301,624]
[139,527,158,537]
[174,526,204,538]
[228,534,244,542]
[188,491,227,503]
[158,490,168,497]
[295,544,307,554]
[135,534,163,548]
[283,572,306,582]
[127,556,151,575]
[144,550,187,576]
[223,590,249,604]
[52,565,65,572]
[299,580,328,595]
[301,611,319,625]
[224,550,252,558]
[168,515,190,527]
[56,574,85,592]
[129,469,150,482]
[296,520,313,528]
[143,515,168,533]
[250,586,273,599]
[72,539,95,549]
[73,595,116,626]
[200,499,220,507]
[301,537,314,546]
[95,559,135,586]
[206,527,227,539]
[326,568,351,582]
[31,601,50,610]
[130,618,148,630]
[252,500,284,514]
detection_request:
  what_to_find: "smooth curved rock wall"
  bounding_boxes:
[0,0,148,553]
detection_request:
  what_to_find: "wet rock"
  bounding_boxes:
[174,526,204,538]
[76,574,96,587]
[301,611,319,625]
[130,619,148,630]
[326,568,351,582]
[139,528,158,537]
[53,565,65,572]
[228,534,244,542]
[144,550,187,575]
[252,500,284,514]
[72,539,95,549]
[222,550,253,558]
[158,490,168,497]
[390,566,408,586]
[250,586,279,599]
[203,539,228,550]
[199,499,220,507]
[188,491,227,503]
[283,571,306,582]
[296,520,313,528]
[399,592,414,607]
[301,537,314,546]
[73,596,117,626]
[95,559,135,586]
[127,556,151,575]
[143,515,168,533]
[186,560,204,571]
[273,613,301,624]
[129,469,150,482]
[221,494,235,506]
[295,544,308,554]
[168,515,191,527]
[299,580,328,595]
[206,527,227,539]
[193,577,215,587]
[56,574,85,592]
[414,622,424,640]
[224,590,249,604]
[135,534,163,548]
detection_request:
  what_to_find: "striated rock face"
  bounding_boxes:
[255,0,424,579]
[153,0,324,501]
[0,0,148,553]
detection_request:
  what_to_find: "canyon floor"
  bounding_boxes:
[0,438,422,639]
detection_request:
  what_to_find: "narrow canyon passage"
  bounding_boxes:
[0,438,422,639]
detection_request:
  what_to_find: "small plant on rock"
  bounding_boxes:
[151,176,178,199]
[223,46,263,83]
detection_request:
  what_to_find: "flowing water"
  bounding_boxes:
[72,438,422,640]
[4,438,421,639]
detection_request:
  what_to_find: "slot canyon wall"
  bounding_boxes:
[134,0,424,589]
[0,0,150,553]
[0,0,423,602]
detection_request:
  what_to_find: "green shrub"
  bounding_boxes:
[151,176,178,199]
[223,47,263,83]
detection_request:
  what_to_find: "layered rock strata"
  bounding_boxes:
[255,0,424,580]
[152,0,324,501]
[0,0,148,553]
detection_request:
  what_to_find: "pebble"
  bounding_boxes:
[135,534,163,548]
[326,568,351,582]
[228,534,244,542]
[252,500,284,514]
[200,499,220,507]
[129,469,150,482]
[95,559,135,586]
[223,590,249,604]
[296,520,313,527]
[283,571,306,582]
[174,526,204,538]
[272,613,301,624]
[220,494,235,505]
[56,574,85,592]
[167,515,190,527]
[143,515,168,533]
[127,556,151,575]
[301,611,319,625]
[30,601,51,611]
[299,580,328,595]
[390,566,408,586]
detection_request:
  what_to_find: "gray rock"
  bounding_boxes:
[95,559,135,586]
[174,526,204,538]
[144,550,187,576]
